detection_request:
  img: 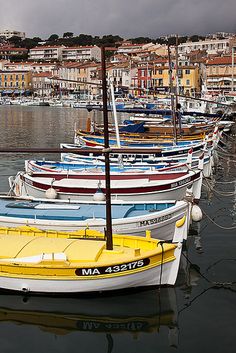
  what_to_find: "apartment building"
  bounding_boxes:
[0,46,28,60]
[0,70,32,95]
[62,46,101,62]
[3,61,57,73]
[52,62,101,98]
[151,62,201,95]
[32,72,53,96]
[29,46,65,61]
[205,55,236,93]
[106,62,131,92]
[178,37,235,55]
[117,43,151,54]
[0,29,25,40]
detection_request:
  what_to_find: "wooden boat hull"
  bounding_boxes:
[0,197,190,240]
[10,169,203,201]
[0,228,185,293]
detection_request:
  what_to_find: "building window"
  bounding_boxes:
[22,74,25,80]
[185,69,190,74]
[4,82,7,87]
[158,69,162,74]
[4,75,7,81]
[186,79,190,85]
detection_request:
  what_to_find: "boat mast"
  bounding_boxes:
[175,35,181,135]
[168,45,177,144]
[101,46,113,250]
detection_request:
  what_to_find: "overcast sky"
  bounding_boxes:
[0,0,235,39]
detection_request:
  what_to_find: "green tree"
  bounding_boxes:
[47,34,59,41]
[8,36,22,46]
[63,32,74,38]
[130,37,152,44]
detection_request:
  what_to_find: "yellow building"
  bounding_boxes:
[0,70,32,95]
[152,64,201,95]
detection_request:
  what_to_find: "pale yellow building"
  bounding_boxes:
[0,70,32,95]
[152,64,201,95]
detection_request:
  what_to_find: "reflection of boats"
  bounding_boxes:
[0,287,178,339]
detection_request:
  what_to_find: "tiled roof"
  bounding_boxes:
[32,71,52,77]
[206,56,236,65]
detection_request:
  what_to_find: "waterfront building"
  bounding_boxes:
[52,61,101,98]
[0,70,32,95]
[205,54,236,93]
[3,61,58,73]
[137,61,154,96]
[62,46,101,62]
[151,60,201,95]
[32,72,53,96]
[106,62,131,96]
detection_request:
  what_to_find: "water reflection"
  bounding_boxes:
[0,287,178,351]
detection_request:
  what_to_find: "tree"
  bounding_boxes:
[32,37,42,42]
[47,34,59,42]
[22,38,41,49]
[63,32,73,38]
[130,37,152,44]
[190,35,200,42]
[8,36,22,46]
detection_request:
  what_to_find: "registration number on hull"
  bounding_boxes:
[75,258,150,276]
[139,214,172,227]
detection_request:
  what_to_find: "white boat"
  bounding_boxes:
[0,196,190,240]
[9,163,203,201]
[27,147,214,178]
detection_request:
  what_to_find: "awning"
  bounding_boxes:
[14,89,25,93]
[1,90,14,94]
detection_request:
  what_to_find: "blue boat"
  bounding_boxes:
[0,197,190,240]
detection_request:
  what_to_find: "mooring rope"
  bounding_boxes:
[217,145,236,156]
[222,131,236,141]
[217,151,236,163]
[181,252,236,287]
[201,208,236,230]
[203,177,236,196]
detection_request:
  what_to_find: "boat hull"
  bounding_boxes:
[0,198,190,240]
[10,170,202,202]
[0,248,182,293]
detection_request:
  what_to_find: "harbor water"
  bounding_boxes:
[0,105,235,353]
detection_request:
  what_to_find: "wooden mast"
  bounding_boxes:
[101,46,113,250]
[168,45,177,144]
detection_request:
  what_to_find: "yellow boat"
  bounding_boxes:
[0,218,186,294]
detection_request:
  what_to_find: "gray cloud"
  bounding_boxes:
[0,0,235,39]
